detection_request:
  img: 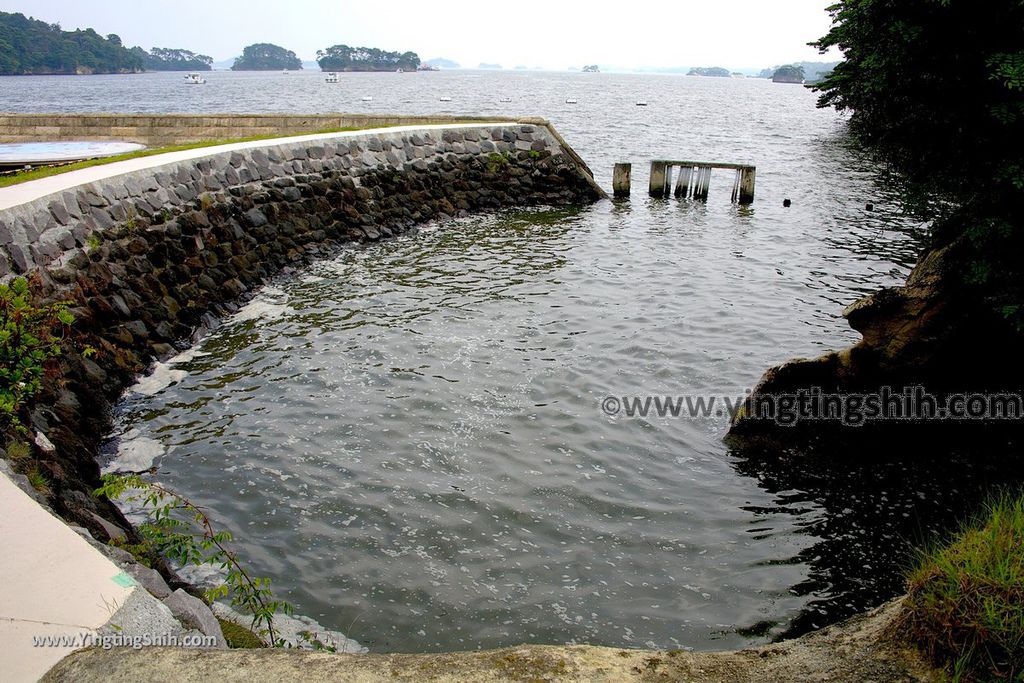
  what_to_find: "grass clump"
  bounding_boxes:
[904,493,1024,681]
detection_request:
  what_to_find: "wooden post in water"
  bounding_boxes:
[613,163,632,197]
[738,167,756,204]
[649,161,668,197]
[696,166,711,200]
[675,166,693,198]
[730,169,740,203]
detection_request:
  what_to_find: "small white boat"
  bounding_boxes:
[396,68,404,73]
[325,72,339,83]
[636,101,648,106]
[184,73,206,85]
[439,96,452,102]
[361,96,373,102]
[565,98,578,104]
[498,97,512,103]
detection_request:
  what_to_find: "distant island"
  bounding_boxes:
[317,45,420,72]
[232,43,302,71]
[687,66,731,77]
[478,63,503,70]
[425,57,460,69]
[582,65,600,73]
[131,47,212,71]
[758,61,838,84]
[771,64,805,84]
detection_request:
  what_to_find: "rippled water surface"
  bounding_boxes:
[7,70,1005,652]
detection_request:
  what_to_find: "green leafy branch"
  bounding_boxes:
[0,276,73,433]
[95,473,292,645]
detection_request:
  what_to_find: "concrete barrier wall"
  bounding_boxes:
[0,113,517,146]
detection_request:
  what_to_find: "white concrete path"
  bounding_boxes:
[0,471,137,682]
[0,123,503,211]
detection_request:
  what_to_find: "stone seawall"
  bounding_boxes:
[0,121,603,545]
[0,113,514,146]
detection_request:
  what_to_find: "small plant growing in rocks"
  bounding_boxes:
[95,474,293,645]
[487,152,510,173]
[0,276,73,433]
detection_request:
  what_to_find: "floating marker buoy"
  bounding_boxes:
[565,98,578,104]
[361,96,373,102]
[636,101,648,106]
[439,96,452,102]
[499,97,512,103]
[783,199,792,207]
[865,203,874,211]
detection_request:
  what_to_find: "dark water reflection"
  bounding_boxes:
[4,69,1004,651]
[733,445,1024,640]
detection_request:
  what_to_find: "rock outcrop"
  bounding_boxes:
[727,211,1024,452]
[43,598,943,682]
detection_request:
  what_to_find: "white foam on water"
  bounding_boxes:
[230,286,293,323]
[129,363,188,396]
[102,429,166,474]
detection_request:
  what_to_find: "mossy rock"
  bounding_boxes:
[217,618,266,649]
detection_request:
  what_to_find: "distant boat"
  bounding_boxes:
[439,96,452,102]
[636,101,648,106]
[498,97,512,103]
[361,96,373,102]
[565,98,578,104]
[396,68,404,73]
[184,73,206,85]
[325,72,339,83]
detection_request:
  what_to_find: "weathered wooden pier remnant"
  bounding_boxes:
[648,160,755,203]
[613,163,632,197]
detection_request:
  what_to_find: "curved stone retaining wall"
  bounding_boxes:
[0,121,603,541]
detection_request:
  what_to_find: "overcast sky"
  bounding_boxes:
[4,1,839,69]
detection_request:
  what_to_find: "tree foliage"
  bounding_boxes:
[812,0,1024,333]
[811,0,1024,200]
[231,43,303,71]
[132,46,213,71]
[316,45,420,72]
[0,11,143,75]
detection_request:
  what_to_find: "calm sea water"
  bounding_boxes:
[4,70,1014,652]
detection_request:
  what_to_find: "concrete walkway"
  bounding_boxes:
[0,122,507,211]
[0,470,137,682]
